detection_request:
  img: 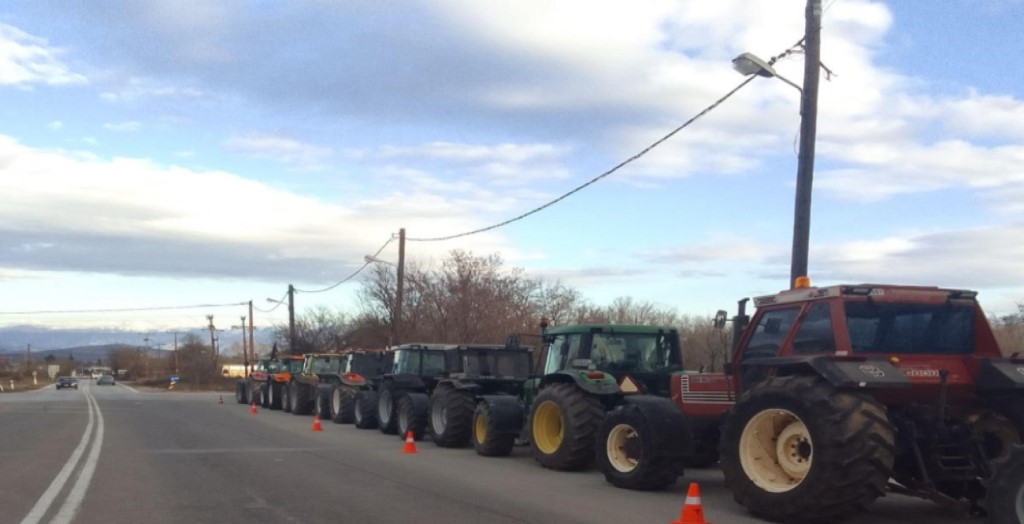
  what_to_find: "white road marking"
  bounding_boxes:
[116,383,139,393]
[51,391,104,524]
[19,390,96,524]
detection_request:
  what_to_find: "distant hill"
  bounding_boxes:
[0,325,275,355]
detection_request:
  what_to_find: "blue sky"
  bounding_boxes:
[1,0,1023,334]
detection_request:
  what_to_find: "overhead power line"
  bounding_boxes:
[406,77,765,242]
[293,236,395,294]
[0,301,248,316]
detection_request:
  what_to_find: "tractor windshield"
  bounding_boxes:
[589,332,678,373]
[844,302,974,355]
[310,357,343,374]
[393,349,447,376]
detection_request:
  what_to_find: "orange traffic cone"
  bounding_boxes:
[250,402,258,414]
[311,414,323,432]
[401,431,418,454]
[671,483,710,524]
[218,395,224,404]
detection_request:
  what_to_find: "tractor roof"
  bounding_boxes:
[753,283,979,308]
[544,324,677,336]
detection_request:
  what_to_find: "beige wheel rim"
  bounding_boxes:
[475,411,487,445]
[606,423,639,473]
[533,401,564,454]
[739,408,812,493]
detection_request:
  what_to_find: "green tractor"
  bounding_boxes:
[372,344,453,438]
[481,321,692,490]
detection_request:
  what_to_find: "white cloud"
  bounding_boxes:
[0,23,86,86]
[223,133,331,171]
[47,121,63,130]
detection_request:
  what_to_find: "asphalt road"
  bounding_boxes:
[0,382,977,524]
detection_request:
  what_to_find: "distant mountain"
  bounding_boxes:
[0,325,275,354]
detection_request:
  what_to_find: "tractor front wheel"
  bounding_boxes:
[291,382,312,415]
[354,390,378,429]
[331,384,358,424]
[597,404,680,490]
[984,444,1024,524]
[430,385,474,447]
[720,375,895,523]
[377,384,398,434]
[281,382,293,413]
[397,393,429,440]
[529,383,605,471]
[473,401,516,457]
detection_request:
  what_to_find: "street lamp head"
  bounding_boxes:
[266,297,281,304]
[364,254,395,267]
[732,52,777,78]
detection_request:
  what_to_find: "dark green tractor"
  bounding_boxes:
[427,345,533,455]
[480,322,691,490]
[373,344,454,439]
[316,349,392,424]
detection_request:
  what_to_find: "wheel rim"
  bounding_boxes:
[379,390,392,424]
[606,423,641,473]
[739,408,812,493]
[974,413,1020,460]
[399,404,409,433]
[475,411,487,445]
[355,397,364,423]
[1017,482,1024,522]
[432,402,448,434]
[533,400,564,454]
[332,388,341,415]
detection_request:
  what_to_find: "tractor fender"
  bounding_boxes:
[539,371,620,396]
[478,395,524,434]
[743,355,911,389]
[339,375,367,388]
[977,359,1024,393]
[446,379,483,392]
[617,395,693,457]
[402,391,431,419]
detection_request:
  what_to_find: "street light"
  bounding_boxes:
[731,52,802,92]
[364,254,395,267]
[732,1,822,289]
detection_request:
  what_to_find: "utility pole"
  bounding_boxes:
[287,284,296,355]
[173,333,180,375]
[241,315,249,376]
[395,228,406,346]
[207,315,217,365]
[790,0,822,288]
[248,300,255,365]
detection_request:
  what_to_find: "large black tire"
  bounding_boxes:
[291,382,313,415]
[315,385,332,419]
[331,384,358,424]
[377,383,399,434]
[720,375,895,523]
[354,390,379,429]
[597,404,682,490]
[235,381,248,404]
[397,393,430,440]
[984,444,1024,524]
[430,385,475,447]
[529,383,605,471]
[473,401,516,457]
[281,382,293,413]
[260,381,270,408]
[268,381,283,410]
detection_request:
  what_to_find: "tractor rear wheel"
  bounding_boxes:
[430,385,474,447]
[529,383,605,471]
[331,384,357,424]
[354,390,378,429]
[597,404,681,490]
[397,393,429,440]
[281,382,293,413]
[291,382,312,415]
[377,384,398,434]
[473,401,515,457]
[720,375,895,523]
[984,444,1024,524]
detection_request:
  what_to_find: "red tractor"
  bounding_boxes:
[671,282,1024,522]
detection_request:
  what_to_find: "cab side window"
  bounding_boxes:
[742,307,800,361]
[792,303,836,354]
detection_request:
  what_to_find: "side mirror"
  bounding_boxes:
[713,310,728,329]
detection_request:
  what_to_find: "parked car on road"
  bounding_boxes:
[56,376,78,390]
[96,374,116,385]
